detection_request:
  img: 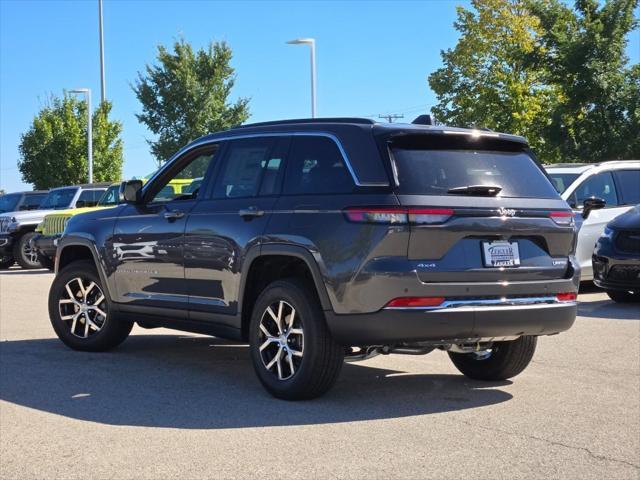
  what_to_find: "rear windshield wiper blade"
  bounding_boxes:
[447,185,502,196]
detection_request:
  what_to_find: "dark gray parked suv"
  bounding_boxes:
[48,118,580,399]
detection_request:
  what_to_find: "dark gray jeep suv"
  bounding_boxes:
[48,118,579,399]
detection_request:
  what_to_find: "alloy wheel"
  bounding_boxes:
[58,277,107,338]
[258,300,304,381]
[22,240,39,266]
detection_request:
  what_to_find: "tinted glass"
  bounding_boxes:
[40,188,78,209]
[614,170,640,205]
[78,189,106,207]
[283,136,353,195]
[572,172,618,207]
[98,185,120,206]
[213,138,276,198]
[150,150,217,203]
[393,149,559,198]
[547,173,580,194]
[0,194,21,213]
[21,194,46,210]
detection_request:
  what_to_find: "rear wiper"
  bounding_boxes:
[447,185,502,196]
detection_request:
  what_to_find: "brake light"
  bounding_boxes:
[385,297,445,308]
[556,292,577,302]
[344,207,454,224]
[550,211,574,226]
[408,208,454,224]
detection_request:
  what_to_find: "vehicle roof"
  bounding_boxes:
[545,160,640,174]
[49,183,111,191]
[1,190,48,195]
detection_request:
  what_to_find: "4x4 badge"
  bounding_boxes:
[497,207,517,217]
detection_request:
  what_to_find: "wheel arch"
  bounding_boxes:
[238,244,333,341]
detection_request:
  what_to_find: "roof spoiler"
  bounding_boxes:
[412,114,433,126]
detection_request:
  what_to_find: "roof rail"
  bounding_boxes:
[235,117,376,128]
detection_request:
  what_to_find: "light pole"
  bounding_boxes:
[98,0,106,102]
[70,89,93,184]
[286,38,316,118]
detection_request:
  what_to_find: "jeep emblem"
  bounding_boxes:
[498,207,516,217]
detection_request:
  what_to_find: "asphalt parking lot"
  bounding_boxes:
[0,268,638,479]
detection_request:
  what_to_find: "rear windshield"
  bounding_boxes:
[547,172,580,194]
[0,194,21,213]
[392,149,559,198]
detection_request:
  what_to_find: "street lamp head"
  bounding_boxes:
[69,88,90,94]
[286,38,315,45]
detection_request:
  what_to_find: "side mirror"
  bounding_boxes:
[75,200,86,208]
[582,197,606,219]
[119,180,143,204]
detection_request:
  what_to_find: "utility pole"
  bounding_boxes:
[378,114,404,123]
[98,0,106,102]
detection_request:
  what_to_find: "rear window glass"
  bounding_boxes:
[547,173,580,194]
[392,149,559,198]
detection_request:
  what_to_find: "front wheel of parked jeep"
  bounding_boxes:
[249,279,344,400]
[448,336,537,381]
[48,259,133,351]
[13,232,42,269]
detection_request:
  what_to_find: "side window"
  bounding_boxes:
[99,185,120,206]
[148,148,217,203]
[212,138,278,199]
[283,136,354,195]
[613,170,640,205]
[573,172,618,207]
[77,189,105,207]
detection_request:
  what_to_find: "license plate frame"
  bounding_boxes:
[482,241,520,267]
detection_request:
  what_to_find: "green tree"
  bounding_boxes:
[531,0,639,161]
[133,38,250,165]
[428,0,562,161]
[18,95,123,190]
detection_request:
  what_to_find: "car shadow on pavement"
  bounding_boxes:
[578,300,640,320]
[0,335,512,429]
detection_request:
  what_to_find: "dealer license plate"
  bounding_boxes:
[482,241,520,267]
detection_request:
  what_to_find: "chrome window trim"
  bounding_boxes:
[384,295,576,311]
[142,131,389,191]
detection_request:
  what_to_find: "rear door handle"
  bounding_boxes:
[163,210,185,220]
[239,206,265,218]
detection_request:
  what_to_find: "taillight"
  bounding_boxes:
[344,207,454,225]
[550,211,574,226]
[344,208,408,224]
[556,292,577,302]
[385,297,445,308]
[408,208,454,224]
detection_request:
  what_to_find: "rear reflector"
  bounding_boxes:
[550,211,575,226]
[385,297,445,308]
[556,292,577,302]
[344,207,454,225]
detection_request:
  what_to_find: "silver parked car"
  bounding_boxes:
[546,161,640,280]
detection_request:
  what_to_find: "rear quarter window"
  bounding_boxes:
[392,149,560,198]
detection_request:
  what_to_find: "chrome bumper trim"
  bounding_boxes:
[384,296,576,311]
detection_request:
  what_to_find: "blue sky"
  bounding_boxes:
[1,0,638,192]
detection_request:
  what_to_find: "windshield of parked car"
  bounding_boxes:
[392,148,560,198]
[98,185,120,206]
[39,188,78,209]
[547,173,580,194]
[0,193,21,213]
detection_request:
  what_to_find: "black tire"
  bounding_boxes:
[249,278,344,400]
[448,336,537,381]
[0,255,14,269]
[39,254,55,271]
[48,259,133,351]
[606,290,639,303]
[13,232,42,269]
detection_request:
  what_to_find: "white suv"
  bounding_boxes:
[546,161,640,280]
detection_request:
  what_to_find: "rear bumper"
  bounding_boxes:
[32,234,58,259]
[326,299,577,345]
